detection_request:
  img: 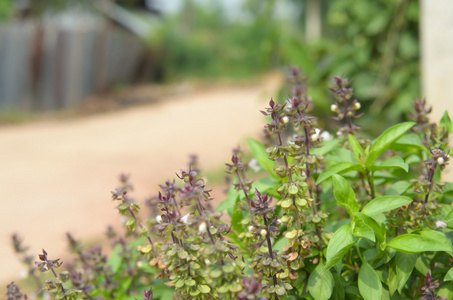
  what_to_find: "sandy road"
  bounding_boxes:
[0,74,282,285]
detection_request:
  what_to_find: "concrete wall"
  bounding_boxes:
[421,0,453,122]
[421,0,453,181]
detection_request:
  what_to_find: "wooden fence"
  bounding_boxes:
[0,16,146,111]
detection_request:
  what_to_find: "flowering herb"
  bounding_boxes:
[8,69,453,300]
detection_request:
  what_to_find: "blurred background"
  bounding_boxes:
[1,0,452,292]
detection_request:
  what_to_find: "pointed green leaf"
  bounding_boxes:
[415,254,431,276]
[365,122,416,167]
[349,134,364,161]
[352,217,375,242]
[444,267,453,282]
[440,110,453,133]
[332,273,345,300]
[391,133,427,152]
[325,225,358,270]
[231,201,245,233]
[353,212,384,243]
[362,196,412,216]
[316,162,362,184]
[369,156,409,172]
[387,260,398,296]
[247,138,277,179]
[312,138,340,156]
[385,180,412,196]
[216,185,240,216]
[396,252,417,294]
[387,230,453,253]
[332,174,359,216]
[359,261,383,300]
[308,263,334,300]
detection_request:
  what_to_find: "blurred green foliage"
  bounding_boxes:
[0,0,13,20]
[150,0,419,135]
[287,0,420,136]
[148,0,285,79]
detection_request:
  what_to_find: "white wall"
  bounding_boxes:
[421,0,453,122]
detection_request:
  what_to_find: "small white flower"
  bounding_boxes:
[301,171,307,177]
[156,215,162,224]
[311,128,321,141]
[260,229,267,236]
[204,259,211,265]
[198,222,207,233]
[436,220,447,229]
[248,158,261,172]
[18,268,28,279]
[353,102,361,110]
[282,116,289,124]
[336,130,343,138]
[437,157,445,165]
[320,131,332,141]
[331,104,339,112]
[276,219,282,225]
[181,213,191,224]
[248,225,255,232]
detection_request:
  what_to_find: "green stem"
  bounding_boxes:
[366,171,376,199]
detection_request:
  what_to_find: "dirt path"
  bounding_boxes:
[0,74,282,285]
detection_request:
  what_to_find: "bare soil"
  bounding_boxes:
[0,73,282,285]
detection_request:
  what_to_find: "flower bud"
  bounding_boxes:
[260,229,267,236]
[353,102,361,110]
[198,222,207,233]
[331,104,339,112]
[437,157,445,165]
[311,134,318,141]
[248,225,254,232]
[282,116,289,124]
[156,215,162,223]
[276,219,282,225]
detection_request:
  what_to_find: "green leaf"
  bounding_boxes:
[216,185,240,216]
[359,262,383,300]
[440,110,453,133]
[231,201,245,233]
[362,196,412,216]
[365,122,416,167]
[247,138,277,179]
[396,252,417,293]
[387,260,398,296]
[325,225,358,270]
[332,273,345,300]
[415,254,431,276]
[351,217,375,242]
[438,282,453,299]
[387,230,453,253]
[332,174,359,216]
[312,138,341,156]
[391,133,427,152]
[353,212,384,243]
[348,134,364,162]
[317,162,362,184]
[106,244,122,273]
[198,284,211,294]
[385,180,412,196]
[369,156,408,172]
[273,237,289,252]
[444,267,453,282]
[308,263,334,300]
